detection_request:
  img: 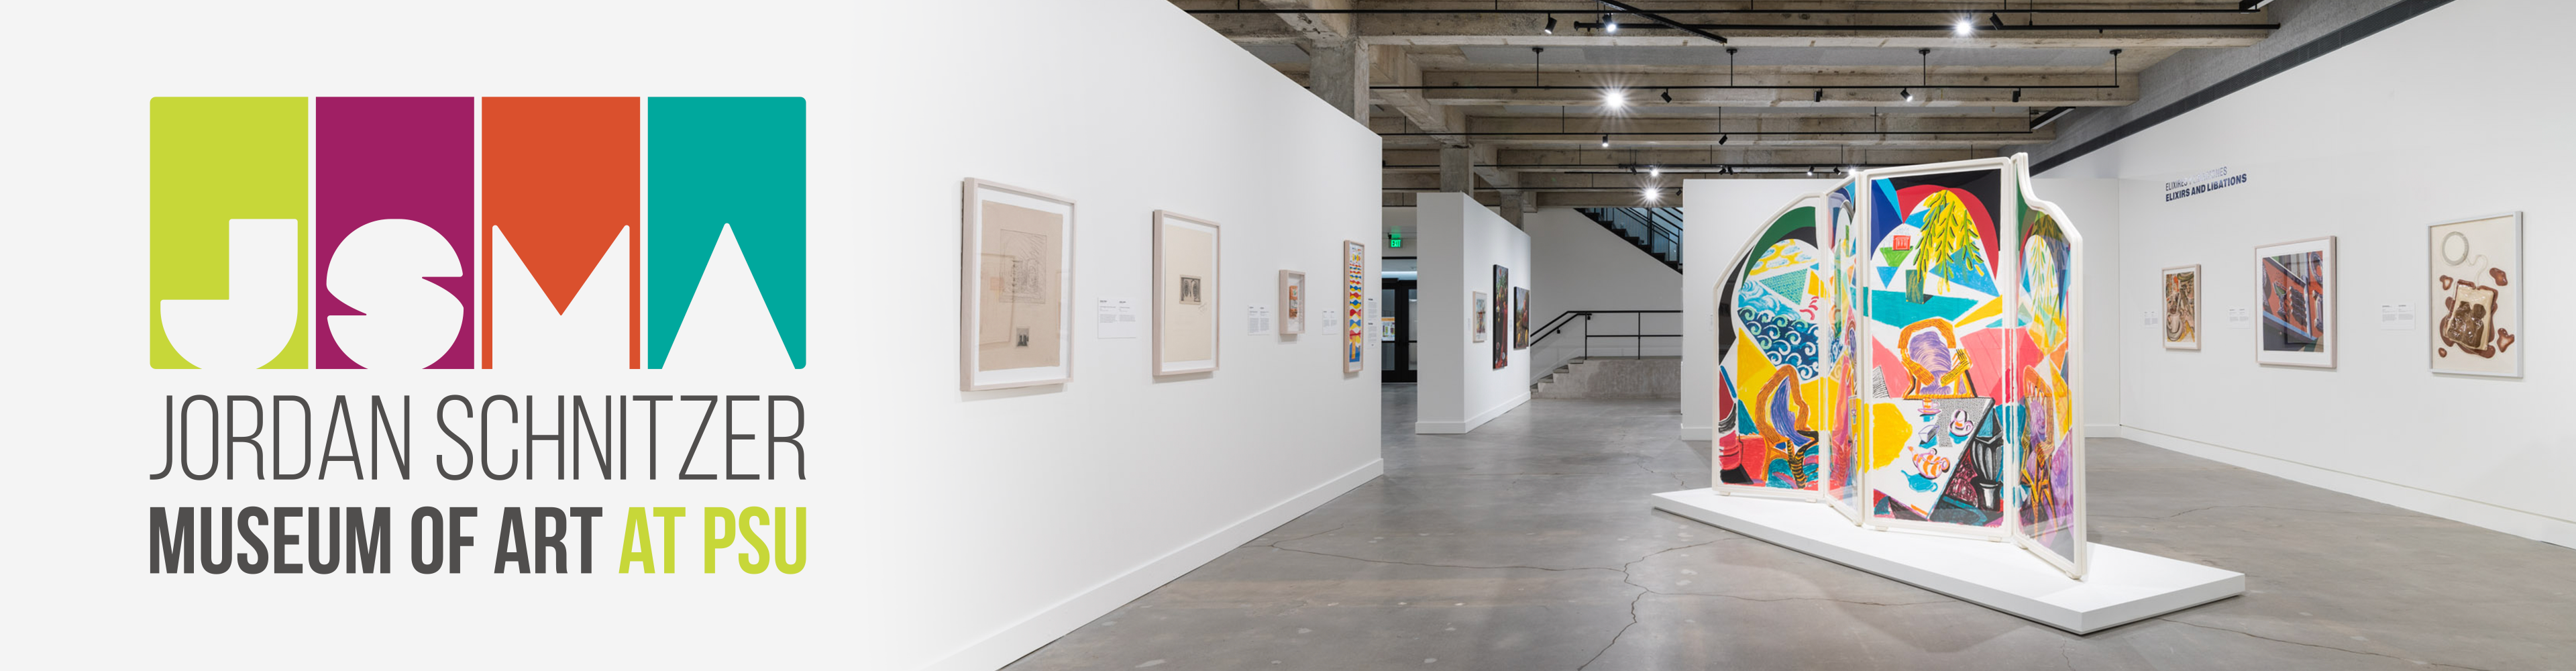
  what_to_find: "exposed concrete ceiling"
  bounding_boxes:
[1173,0,2282,209]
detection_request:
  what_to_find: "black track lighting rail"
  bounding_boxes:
[1383,130,2044,136]
[1372,84,2112,91]
[1570,21,2275,31]
[1181,9,2263,15]
[1384,163,1900,170]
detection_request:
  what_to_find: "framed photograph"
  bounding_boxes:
[1342,240,1366,374]
[1493,265,1509,369]
[1511,286,1530,350]
[960,178,1074,391]
[2161,264,2200,350]
[1471,291,1489,342]
[1279,270,1307,336]
[2428,212,2522,377]
[1153,211,1220,376]
[2255,236,2336,368]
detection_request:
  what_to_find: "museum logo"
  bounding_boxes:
[149,97,806,369]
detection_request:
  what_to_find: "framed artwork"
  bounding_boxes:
[2161,264,2200,350]
[1493,265,1509,369]
[1511,286,1530,350]
[1342,240,1366,373]
[2255,236,2336,368]
[2428,212,2522,376]
[1153,211,1220,376]
[1279,270,1307,336]
[1470,291,1489,342]
[959,178,1074,391]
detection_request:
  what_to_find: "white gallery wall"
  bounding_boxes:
[1525,208,1685,358]
[1678,177,2124,440]
[2046,0,2576,546]
[860,1,1385,669]
[1415,193,1534,433]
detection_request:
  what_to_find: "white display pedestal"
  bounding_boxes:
[1650,488,2244,633]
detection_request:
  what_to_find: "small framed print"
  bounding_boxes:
[2254,236,2336,368]
[1279,270,1307,336]
[2428,212,2522,377]
[1471,292,1489,343]
[2161,264,2200,350]
[1154,210,1221,376]
[961,178,1075,391]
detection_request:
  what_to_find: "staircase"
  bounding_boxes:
[1578,207,1684,272]
[1533,356,1682,399]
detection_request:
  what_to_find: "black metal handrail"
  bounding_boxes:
[1528,309,1684,360]
[1580,207,1686,270]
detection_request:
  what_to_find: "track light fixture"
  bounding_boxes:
[1815,89,1825,103]
[1954,18,1974,35]
[1988,13,2004,30]
[1603,89,1626,108]
[1661,89,1672,103]
[1603,13,1618,33]
[1641,187,1659,201]
[1649,166,1660,177]
[1601,134,1610,148]
[1901,88,1913,102]
[2012,88,2023,103]
[1544,13,1556,34]
[1807,166,1816,176]
[1719,134,1729,145]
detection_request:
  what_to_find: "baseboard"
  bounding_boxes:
[2084,423,2121,438]
[1415,392,1529,434]
[2120,426,2576,549]
[919,458,1386,671]
[1679,424,1713,441]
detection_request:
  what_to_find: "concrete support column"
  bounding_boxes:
[1305,39,1371,124]
[1439,145,1473,195]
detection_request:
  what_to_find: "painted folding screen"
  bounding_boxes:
[1715,156,2084,577]
[1823,180,1866,521]
[1858,162,2016,533]
[2010,168,2087,578]
[1715,196,1831,495]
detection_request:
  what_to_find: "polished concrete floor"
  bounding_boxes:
[1004,385,2576,670]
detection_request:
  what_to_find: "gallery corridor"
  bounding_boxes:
[1004,387,2576,670]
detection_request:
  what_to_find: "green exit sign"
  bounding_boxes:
[1387,232,1403,248]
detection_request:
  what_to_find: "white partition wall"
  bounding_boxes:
[861,1,1385,669]
[1415,193,1534,433]
[2047,0,2576,548]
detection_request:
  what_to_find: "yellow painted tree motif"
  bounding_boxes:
[1909,190,1982,302]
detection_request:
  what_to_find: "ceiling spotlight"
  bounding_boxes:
[1806,166,1816,176]
[2239,0,2277,9]
[1814,89,1825,103]
[1845,166,1858,174]
[1604,13,1618,33]
[1661,89,1673,103]
[1988,13,2004,30]
[1649,166,1660,176]
[2012,88,2023,103]
[1955,18,1974,36]
[1719,134,1729,145]
[1603,90,1626,107]
[1544,14,1557,34]
[1601,134,1611,148]
[1642,187,1660,201]
[1901,88,1913,101]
